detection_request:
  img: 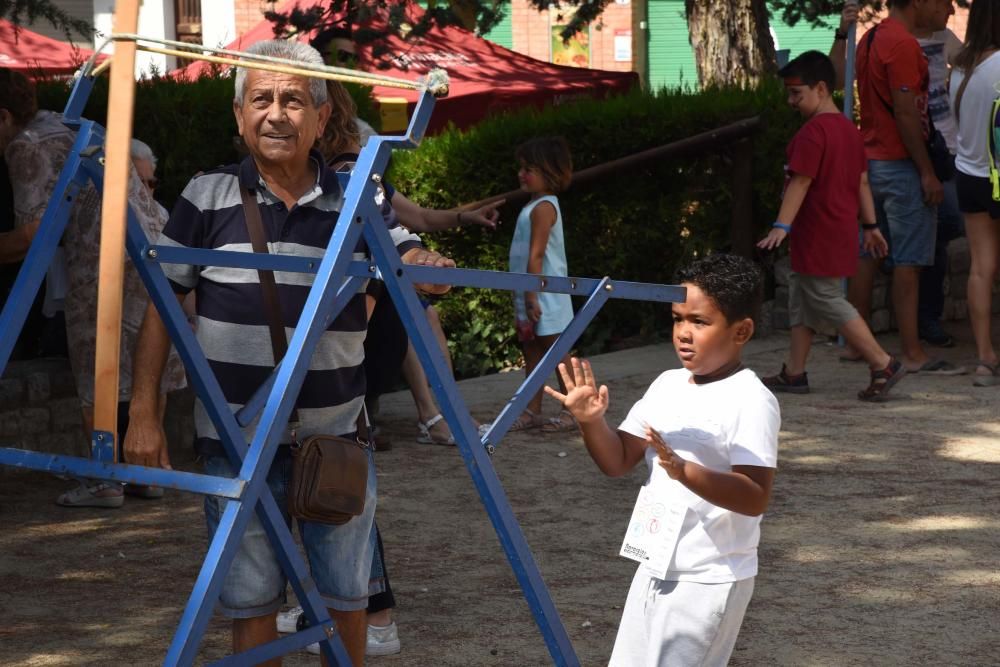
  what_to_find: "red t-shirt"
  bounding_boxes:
[786,113,867,277]
[856,17,929,160]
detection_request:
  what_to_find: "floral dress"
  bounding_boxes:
[5,110,186,407]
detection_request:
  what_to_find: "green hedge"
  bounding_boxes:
[32,74,799,379]
[34,73,376,207]
[388,84,799,378]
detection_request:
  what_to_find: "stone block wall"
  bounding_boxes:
[0,359,195,476]
[766,237,1000,335]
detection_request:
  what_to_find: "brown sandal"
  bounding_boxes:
[858,357,906,402]
[509,409,543,432]
[540,409,578,433]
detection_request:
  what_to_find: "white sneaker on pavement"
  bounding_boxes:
[304,621,402,656]
[56,481,124,508]
[276,606,303,634]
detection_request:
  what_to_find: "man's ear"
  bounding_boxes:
[233,100,244,137]
[315,101,332,140]
[733,317,755,345]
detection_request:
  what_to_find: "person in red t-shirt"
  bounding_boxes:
[757,51,906,402]
[850,0,960,375]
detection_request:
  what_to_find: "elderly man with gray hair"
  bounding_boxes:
[124,40,453,663]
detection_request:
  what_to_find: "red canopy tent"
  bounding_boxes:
[0,20,106,77]
[175,1,637,134]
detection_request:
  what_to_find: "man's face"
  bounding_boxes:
[233,70,331,169]
[133,157,157,195]
[917,0,954,32]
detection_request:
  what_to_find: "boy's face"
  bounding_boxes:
[671,283,752,376]
[785,81,824,118]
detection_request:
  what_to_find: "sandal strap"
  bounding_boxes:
[421,414,445,430]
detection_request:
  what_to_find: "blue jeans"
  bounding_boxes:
[869,159,937,267]
[203,446,378,617]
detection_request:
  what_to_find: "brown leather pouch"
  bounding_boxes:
[240,186,369,525]
[289,434,368,525]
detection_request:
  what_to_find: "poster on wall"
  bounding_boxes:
[614,29,632,62]
[550,7,590,68]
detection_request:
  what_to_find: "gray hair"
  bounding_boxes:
[233,40,328,107]
[130,138,157,170]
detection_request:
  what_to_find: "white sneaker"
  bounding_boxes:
[276,606,303,634]
[367,622,401,656]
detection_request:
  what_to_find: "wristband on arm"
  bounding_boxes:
[772,222,792,233]
[861,222,878,230]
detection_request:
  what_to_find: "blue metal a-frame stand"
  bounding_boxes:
[0,71,685,665]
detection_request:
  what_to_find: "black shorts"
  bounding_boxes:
[956,170,1000,218]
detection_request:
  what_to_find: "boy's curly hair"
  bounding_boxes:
[674,253,764,324]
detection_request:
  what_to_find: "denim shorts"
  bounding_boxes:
[868,159,937,267]
[203,446,378,618]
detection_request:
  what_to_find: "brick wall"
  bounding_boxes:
[511,0,634,72]
[0,360,195,476]
[233,0,270,38]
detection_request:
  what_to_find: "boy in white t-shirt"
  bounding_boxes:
[546,254,780,666]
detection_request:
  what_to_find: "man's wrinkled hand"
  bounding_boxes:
[403,248,455,295]
[124,412,171,470]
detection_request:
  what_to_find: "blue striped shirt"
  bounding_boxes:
[159,151,420,454]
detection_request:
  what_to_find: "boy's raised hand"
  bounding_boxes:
[756,227,787,251]
[645,425,687,481]
[544,357,609,424]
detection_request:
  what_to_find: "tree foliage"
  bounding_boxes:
[0,0,93,40]
[770,0,968,28]
[263,0,615,61]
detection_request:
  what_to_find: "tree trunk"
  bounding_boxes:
[685,0,776,87]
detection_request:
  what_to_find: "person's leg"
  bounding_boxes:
[402,341,439,423]
[425,304,452,373]
[532,333,573,431]
[203,452,292,662]
[842,258,878,360]
[839,317,892,371]
[233,614,280,666]
[919,176,963,344]
[521,336,547,416]
[893,265,930,370]
[965,212,1000,366]
[302,449,378,665]
[784,325,814,376]
[326,609,366,665]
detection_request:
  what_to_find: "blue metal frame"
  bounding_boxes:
[0,72,685,666]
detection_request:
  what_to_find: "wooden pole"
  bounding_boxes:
[93,0,140,459]
[457,116,762,213]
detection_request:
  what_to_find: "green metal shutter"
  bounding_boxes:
[647,0,698,91]
[483,2,513,48]
[771,13,838,60]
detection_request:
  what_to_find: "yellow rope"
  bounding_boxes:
[112,32,421,91]
[138,44,422,90]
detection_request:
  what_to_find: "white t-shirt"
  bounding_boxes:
[950,51,1000,177]
[919,29,962,154]
[618,368,780,583]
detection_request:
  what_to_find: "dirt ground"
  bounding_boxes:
[2,321,1000,666]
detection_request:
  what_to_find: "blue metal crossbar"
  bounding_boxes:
[0,68,686,666]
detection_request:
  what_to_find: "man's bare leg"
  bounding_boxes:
[892,265,930,370]
[233,613,281,667]
[326,608,366,666]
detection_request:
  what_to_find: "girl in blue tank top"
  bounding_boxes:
[508,137,576,432]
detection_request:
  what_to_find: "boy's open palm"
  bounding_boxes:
[544,357,609,423]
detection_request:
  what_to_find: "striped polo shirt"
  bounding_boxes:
[159,150,421,455]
